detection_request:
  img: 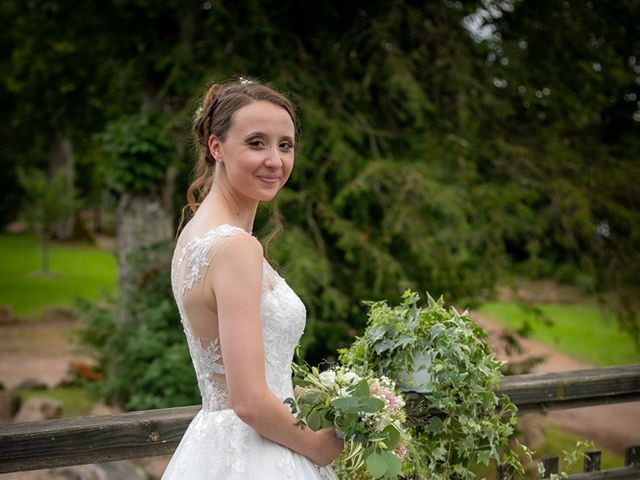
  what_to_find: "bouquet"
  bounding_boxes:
[286,364,411,479]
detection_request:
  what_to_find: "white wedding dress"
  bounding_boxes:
[162,224,337,479]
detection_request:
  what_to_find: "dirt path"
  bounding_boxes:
[0,316,90,389]
[472,312,640,456]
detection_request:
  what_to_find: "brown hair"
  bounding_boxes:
[178,79,297,247]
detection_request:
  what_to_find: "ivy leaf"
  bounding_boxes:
[427,416,443,433]
[477,449,492,465]
[373,338,396,354]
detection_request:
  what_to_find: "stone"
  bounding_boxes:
[0,389,21,422]
[17,378,49,390]
[42,307,76,324]
[0,304,16,325]
[0,461,149,480]
[14,396,63,423]
[47,461,148,479]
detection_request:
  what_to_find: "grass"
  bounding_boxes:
[18,386,100,418]
[469,422,625,479]
[0,233,117,318]
[535,422,624,474]
[478,301,640,366]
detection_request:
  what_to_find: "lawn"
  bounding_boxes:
[470,422,625,479]
[478,301,640,366]
[0,233,117,318]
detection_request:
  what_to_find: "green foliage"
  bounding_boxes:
[78,242,198,410]
[99,110,174,194]
[340,290,531,480]
[16,167,76,273]
[3,0,638,391]
[16,167,76,238]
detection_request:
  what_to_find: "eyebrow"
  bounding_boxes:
[244,131,295,142]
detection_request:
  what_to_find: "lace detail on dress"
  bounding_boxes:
[171,224,249,410]
[176,224,247,295]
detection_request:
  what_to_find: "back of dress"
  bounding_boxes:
[170,224,307,412]
[164,223,337,480]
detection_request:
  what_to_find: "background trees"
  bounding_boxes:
[2,0,638,407]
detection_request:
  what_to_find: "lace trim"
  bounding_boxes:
[176,224,249,294]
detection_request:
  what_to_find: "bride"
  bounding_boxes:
[161,79,342,479]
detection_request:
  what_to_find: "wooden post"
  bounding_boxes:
[625,446,640,466]
[497,463,515,479]
[583,450,601,472]
[541,457,559,479]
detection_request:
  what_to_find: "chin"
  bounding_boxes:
[258,190,280,202]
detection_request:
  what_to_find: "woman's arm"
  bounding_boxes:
[209,233,343,467]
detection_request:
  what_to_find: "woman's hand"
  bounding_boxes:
[308,428,344,467]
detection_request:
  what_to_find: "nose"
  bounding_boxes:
[264,144,283,168]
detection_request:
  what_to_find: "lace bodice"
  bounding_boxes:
[171,224,306,412]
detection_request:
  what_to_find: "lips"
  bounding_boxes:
[257,175,281,185]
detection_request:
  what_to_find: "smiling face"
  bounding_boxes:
[208,100,295,203]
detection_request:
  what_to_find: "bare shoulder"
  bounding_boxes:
[212,230,263,278]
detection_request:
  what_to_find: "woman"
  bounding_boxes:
[161,79,342,479]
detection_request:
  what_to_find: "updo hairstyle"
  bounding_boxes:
[185,79,297,217]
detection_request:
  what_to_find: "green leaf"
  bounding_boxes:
[331,395,384,414]
[382,424,401,450]
[427,416,443,433]
[382,451,402,475]
[298,389,323,406]
[353,379,370,397]
[366,452,388,479]
[307,408,329,430]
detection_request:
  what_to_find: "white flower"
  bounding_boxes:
[319,370,336,388]
[342,371,361,385]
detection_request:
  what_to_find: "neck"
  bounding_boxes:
[202,180,258,234]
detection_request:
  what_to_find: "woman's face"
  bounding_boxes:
[210,100,295,203]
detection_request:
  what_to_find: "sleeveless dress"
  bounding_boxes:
[161,224,337,479]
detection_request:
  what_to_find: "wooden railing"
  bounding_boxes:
[1,364,639,476]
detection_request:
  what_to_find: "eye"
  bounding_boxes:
[279,141,294,151]
[248,139,265,149]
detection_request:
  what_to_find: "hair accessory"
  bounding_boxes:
[239,76,253,85]
[194,104,204,119]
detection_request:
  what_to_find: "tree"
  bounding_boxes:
[16,167,76,274]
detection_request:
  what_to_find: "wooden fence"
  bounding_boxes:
[1,364,639,478]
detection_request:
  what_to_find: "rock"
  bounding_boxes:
[42,307,76,324]
[14,397,63,423]
[44,461,148,480]
[17,378,49,390]
[0,304,17,325]
[0,461,149,480]
[0,389,21,422]
[133,455,171,479]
